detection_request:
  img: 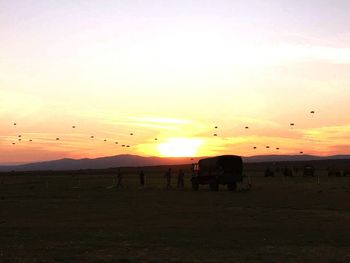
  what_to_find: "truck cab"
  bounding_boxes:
[191,155,243,191]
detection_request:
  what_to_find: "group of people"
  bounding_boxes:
[115,168,186,189]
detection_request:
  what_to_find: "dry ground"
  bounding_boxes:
[0,172,350,262]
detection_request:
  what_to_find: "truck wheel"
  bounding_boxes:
[227,183,237,191]
[192,181,199,191]
[210,182,219,191]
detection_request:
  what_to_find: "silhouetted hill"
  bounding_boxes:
[0,154,200,172]
[1,154,350,172]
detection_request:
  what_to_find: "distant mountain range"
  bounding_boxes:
[1,154,350,172]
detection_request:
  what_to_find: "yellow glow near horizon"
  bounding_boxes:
[158,138,203,157]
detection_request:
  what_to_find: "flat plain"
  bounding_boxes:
[1,166,350,262]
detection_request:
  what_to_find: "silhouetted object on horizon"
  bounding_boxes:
[56,138,60,141]
[18,135,21,137]
[300,151,304,154]
[327,167,342,177]
[245,126,249,129]
[276,147,280,150]
[116,169,123,188]
[130,133,134,136]
[122,145,125,147]
[115,142,118,144]
[154,138,158,141]
[213,133,218,137]
[264,167,274,177]
[191,155,243,191]
[293,166,299,174]
[214,126,218,129]
[177,169,185,189]
[90,136,94,139]
[104,139,107,142]
[283,167,293,177]
[13,123,17,126]
[165,168,172,189]
[139,170,145,187]
[253,147,257,149]
[72,126,76,128]
[266,146,270,149]
[342,169,350,177]
[290,123,295,128]
[303,165,315,177]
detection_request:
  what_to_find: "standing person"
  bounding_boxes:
[139,170,145,187]
[165,168,172,189]
[177,169,185,189]
[116,169,123,188]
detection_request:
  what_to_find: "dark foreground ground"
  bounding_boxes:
[0,173,350,263]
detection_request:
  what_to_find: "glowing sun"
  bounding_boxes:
[158,138,203,157]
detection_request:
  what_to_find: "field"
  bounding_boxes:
[1,165,350,262]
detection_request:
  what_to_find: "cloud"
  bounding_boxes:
[301,125,350,143]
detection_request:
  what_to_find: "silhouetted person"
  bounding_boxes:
[283,167,293,177]
[116,169,123,188]
[177,169,185,189]
[139,170,145,187]
[264,167,274,177]
[165,168,172,189]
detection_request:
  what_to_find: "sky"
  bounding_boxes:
[1,0,350,164]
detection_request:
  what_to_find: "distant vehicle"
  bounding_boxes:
[343,169,350,177]
[303,165,315,177]
[191,155,243,191]
[327,167,342,177]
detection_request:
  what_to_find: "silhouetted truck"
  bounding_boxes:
[191,155,243,191]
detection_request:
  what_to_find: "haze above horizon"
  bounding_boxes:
[1,0,350,163]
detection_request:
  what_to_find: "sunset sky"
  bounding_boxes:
[1,0,350,164]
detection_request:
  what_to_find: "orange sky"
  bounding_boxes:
[1,1,350,164]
